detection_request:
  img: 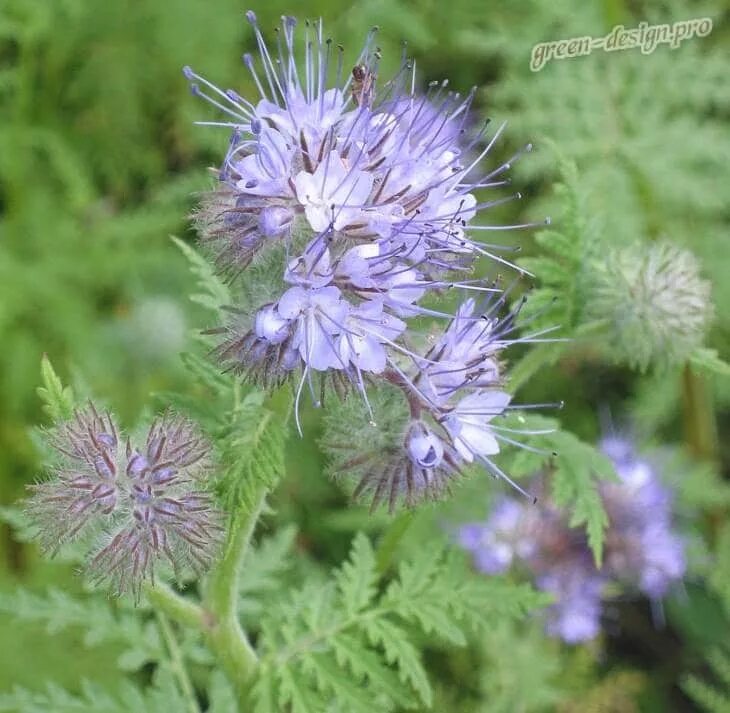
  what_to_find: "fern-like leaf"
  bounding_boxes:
[171,235,230,315]
[683,642,730,713]
[37,355,75,422]
[251,533,545,712]
[0,674,185,713]
[218,390,288,511]
[0,587,162,672]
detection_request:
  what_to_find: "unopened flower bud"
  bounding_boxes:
[258,205,293,238]
[406,424,444,469]
[588,241,712,370]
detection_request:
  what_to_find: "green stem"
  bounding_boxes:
[376,511,415,574]
[146,382,286,706]
[681,363,718,462]
[155,611,202,713]
[202,484,268,699]
[145,486,269,703]
[146,583,206,630]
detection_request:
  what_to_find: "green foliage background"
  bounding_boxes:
[0,0,728,710]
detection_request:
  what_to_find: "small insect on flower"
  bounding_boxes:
[27,404,223,599]
[185,14,545,377]
[350,63,377,108]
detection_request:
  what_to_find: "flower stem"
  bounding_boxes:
[146,486,268,705]
[202,483,268,700]
[146,582,206,630]
[376,510,415,574]
[681,363,718,462]
[155,610,202,713]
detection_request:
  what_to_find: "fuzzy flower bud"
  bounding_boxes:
[588,241,712,371]
[27,405,223,598]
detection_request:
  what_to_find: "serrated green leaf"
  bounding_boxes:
[277,667,326,713]
[255,532,546,712]
[331,632,412,708]
[500,414,613,565]
[219,391,288,510]
[0,588,161,672]
[336,533,377,616]
[363,617,432,707]
[37,355,75,422]
[306,652,379,713]
[385,546,442,602]
[241,526,297,596]
[549,429,614,566]
[0,677,183,713]
[171,235,230,314]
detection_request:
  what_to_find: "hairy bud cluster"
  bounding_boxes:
[186,13,553,507]
[458,435,686,643]
[27,405,223,597]
[588,241,712,371]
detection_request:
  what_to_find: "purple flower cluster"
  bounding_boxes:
[458,436,686,643]
[187,14,551,507]
[27,405,223,596]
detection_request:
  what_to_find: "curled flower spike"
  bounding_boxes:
[457,434,686,643]
[27,405,223,598]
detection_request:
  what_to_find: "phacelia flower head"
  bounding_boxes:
[457,434,686,643]
[587,241,712,371]
[27,404,223,598]
[187,13,552,506]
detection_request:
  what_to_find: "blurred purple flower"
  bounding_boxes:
[457,435,686,643]
[539,567,604,644]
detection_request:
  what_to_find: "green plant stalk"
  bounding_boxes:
[682,364,719,462]
[147,484,269,703]
[146,583,206,630]
[376,511,415,574]
[201,483,268,699]
[156,610,202,713]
